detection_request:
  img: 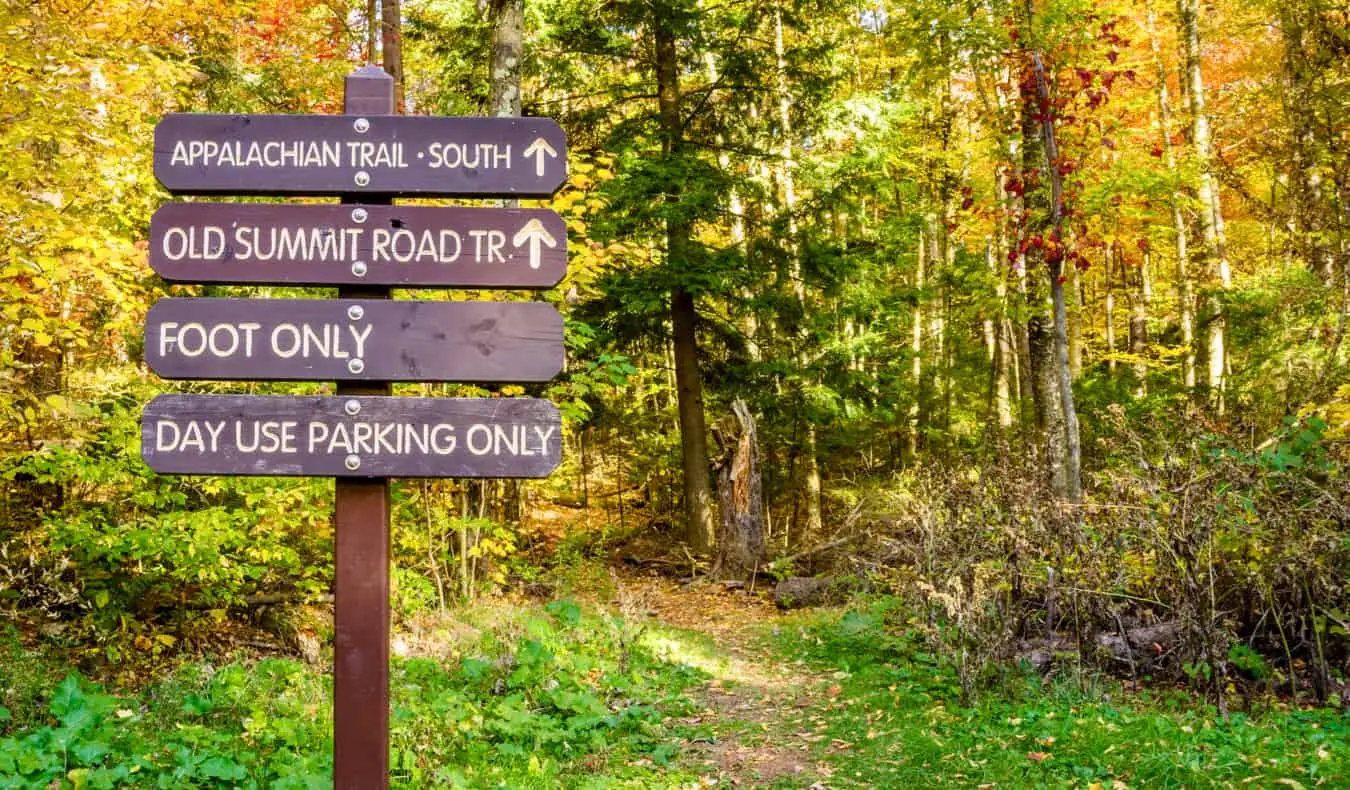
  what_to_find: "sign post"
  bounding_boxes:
[334,65,394,790]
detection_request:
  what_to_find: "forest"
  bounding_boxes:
[1,0,1347,787]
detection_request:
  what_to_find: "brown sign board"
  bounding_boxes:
[144,298,563,382]
[154,114,567,197]
[142,394,561,478]
[149,203,566,288]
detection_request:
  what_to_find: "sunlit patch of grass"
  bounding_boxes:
[763,601,1350,789]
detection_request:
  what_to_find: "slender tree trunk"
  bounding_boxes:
[1178,0,1229,412]
[1281,8,1336,285]
[701,51,757,359]
[1130,252,1151,396]
[1024,46,1082,503]
[366,0,379,64]
[1148,2,1195,390]
[381,0,404,112]
[989,240,1015,429]
[488,0,523,119]
[655,8,714,553]
[486,0,526,526]
[773,5,823,540]
[1069,266,1083,378]
[1105,244,1117,374]
[907,232,926,465]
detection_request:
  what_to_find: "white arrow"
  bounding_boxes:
[512,218,558,269]
[522,137,558,178]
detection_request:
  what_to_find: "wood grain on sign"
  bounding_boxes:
[153,114,567,197]
[149,203,567,288]
[142,394,562,477]
[143,298,563,382]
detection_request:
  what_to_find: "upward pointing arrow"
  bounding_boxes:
[512,219,558,269]
[522,138,559,178]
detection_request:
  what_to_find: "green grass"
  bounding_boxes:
[0,603,712,788]
[762,600,1348,788]
[5,597,1345,788]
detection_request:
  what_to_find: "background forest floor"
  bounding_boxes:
[3,556,1346,788]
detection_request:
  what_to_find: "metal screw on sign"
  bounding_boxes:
[348,358,365,375]
[344,399,361,416]
[344,454,361,471]
[354,170,370,187]
[351,261,368,278]
[351,208,368,223]
[347,305,365,321]
[353,118,370,134]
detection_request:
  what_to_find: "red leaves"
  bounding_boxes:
[1137,238,1151,253]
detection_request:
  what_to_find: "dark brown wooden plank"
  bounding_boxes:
[153,113,567,197]
[143,298,563,382]
[149,203,566,288]
[141,394,562,478]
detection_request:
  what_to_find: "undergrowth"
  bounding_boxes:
[767,599,1348,788]
[0,601,709,789]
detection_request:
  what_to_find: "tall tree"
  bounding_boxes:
[1017,8,1082,504]
[1177,0,1230,410]
[654,1,715,551]
[1146,1,1196,390]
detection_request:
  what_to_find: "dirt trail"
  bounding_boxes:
[613,572,841,787]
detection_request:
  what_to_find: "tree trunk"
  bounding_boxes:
[1281,7,1336,285]
[1022,44,1081,503]
[907,232,926,465]
[1105,243,1117,374]
[1130,252,1151,396]
[989,241,1015,430]
[714,400,765,581]
[1178,0,1229,412]
[380,0,404,112]
[366,0,378,64]
[655,9,715,553]
[1147,2,1196,391]
[1069,266,1083,379]
[772,4,823,541]
[488,0,523,119]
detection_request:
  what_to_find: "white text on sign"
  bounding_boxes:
[169,140,528,171]
[158,225,535,265]
[153,418,558,458]
[156,321,372,360]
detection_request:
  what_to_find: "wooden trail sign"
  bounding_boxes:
[154,113,567,197]
[143,297,564,382]
[149,203,566,288]
[141,66,569,790]
[142,394,561,478]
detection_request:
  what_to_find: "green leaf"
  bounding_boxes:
[197,756,246,780]
[71,740,111,765]
[51,675,85,718]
